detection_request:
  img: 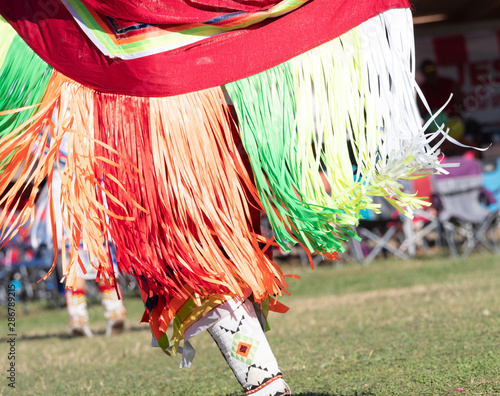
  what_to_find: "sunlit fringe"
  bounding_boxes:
[92,88,291,330]
[0,70,293,336]
[227,8,443,256]
[226,64,353,256]
[0,8,446,339]
[352,8,444,210]
[56,82,121,288]
[0,72,118,287]
[0,71,63,256]
[297,8,445,215]
[0,16,54,145]
[0,16,16,70]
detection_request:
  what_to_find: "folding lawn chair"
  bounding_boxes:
[482,157,500,212]
[482,157,500,249]
[352,196,409,265]
[432,157,499,258]
[399,175,441,257]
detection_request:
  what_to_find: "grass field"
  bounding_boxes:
[2,252,499,395]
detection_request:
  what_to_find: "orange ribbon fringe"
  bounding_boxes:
[0,71,296,334]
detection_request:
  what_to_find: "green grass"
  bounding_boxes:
[2,253,500,395]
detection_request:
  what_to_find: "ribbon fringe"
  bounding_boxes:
[0,71,291,335]
[0,8,448,342]
[226,8,445,255]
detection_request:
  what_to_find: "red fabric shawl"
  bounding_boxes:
[80,0,284,24]
[0,0,409,97]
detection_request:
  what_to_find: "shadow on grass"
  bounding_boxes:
[294,393,376,396]
[0,324,149,342]
[225,392,376,396]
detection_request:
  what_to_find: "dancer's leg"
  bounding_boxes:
[66,276,93,337]
[208,299,291,396]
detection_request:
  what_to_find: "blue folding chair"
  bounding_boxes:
[482,157,500,212]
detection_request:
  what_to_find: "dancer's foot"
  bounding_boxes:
[66,289,93,338]
[100,285,126,336]
[105,318,125,336]
[70,322,94,338]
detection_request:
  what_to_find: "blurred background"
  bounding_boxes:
[413,0,500,153]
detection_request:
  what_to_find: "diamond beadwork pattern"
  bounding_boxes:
[231,333,260,364]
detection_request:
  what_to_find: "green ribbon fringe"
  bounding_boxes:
[0,19,53,143]
[226,62,354,254]
[226,12,435,255]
